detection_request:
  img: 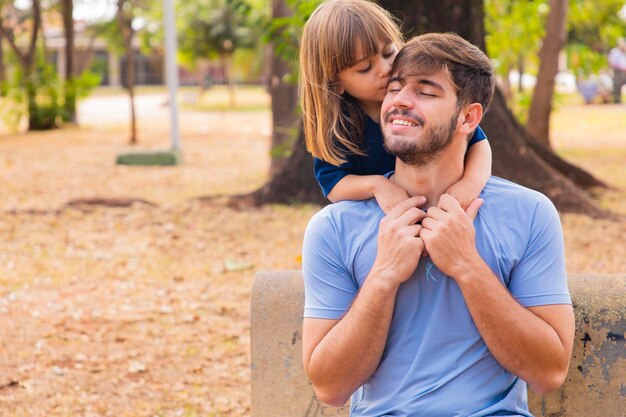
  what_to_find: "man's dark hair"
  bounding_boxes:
[391,33,496,112]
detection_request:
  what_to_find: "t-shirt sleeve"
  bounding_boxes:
[508,195,571,307]
[302,211,359,319]
[314,157,355,198]
[468,124,488,147]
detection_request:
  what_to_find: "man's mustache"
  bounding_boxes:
[383,109,425,126]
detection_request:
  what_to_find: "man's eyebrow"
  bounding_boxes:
[417,79,445,91]
[389,76,445,92]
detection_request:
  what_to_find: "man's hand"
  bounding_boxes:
[420,194,483,278]
[370,196,427,287]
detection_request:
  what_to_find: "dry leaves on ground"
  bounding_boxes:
[0,98,624,416]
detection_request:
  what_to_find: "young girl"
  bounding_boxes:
[299,0,492,212]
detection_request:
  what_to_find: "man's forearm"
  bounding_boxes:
[306,275,400,406]
[454,261,574,393]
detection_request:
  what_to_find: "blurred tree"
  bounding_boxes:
[567,0,626,76]
[267,0,298,175]
[116,0,147,145]
[177,0,256,108]
[241,0,324,205]
[61,0,76,123]
[0,26,5,95]
[0,0,46,130]
[382,0,607,214]
[484,0,545,107]
[526,0,569,148]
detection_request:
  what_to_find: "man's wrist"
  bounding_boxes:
[450,255,490,286]
[366,266,403,294]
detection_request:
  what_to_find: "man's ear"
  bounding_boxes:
[458,103,483,135]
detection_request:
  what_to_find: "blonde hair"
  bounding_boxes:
[299,0,403,165]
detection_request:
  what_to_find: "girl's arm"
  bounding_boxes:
[447,139,492,209]
[314,157,408,213]
[328,175,409,213]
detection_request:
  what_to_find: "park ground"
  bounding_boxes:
[0,86,625,416]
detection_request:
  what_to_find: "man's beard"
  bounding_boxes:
[383,108,459,166]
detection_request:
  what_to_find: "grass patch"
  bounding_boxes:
[182,85,270,113]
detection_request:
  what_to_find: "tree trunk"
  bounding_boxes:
[0,29,5,96]
[380,0,485,49]
[380,0,607,215]
[1,0,43,130]
[517,54,525,93]
[526,0,568,147]
[244,0,609,217]
[500,66,512,102]
[246,125,325,206]
[221,53,236,109]
[62,0,77,124]
[117,0,137,145]
[268,0,300,176]
[126,42,137,144]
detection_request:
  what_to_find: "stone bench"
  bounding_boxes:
[250,271,625,417]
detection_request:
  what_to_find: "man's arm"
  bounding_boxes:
[450,262,574,394]
[303,196,427,406]
[420,195,575,394]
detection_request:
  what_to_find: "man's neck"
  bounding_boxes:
[390,135,467,208]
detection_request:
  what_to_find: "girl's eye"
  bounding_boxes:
[357,65,372,74]
[420,92,436,98]
[382,51,395,58]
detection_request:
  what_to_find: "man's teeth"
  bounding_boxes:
[392,119,417,127]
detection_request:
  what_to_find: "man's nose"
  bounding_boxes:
[392,88,414,109]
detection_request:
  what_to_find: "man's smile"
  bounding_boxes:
[384,110,425,130]
[391,118,418,127]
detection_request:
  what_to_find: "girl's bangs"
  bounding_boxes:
[333,13,396,73]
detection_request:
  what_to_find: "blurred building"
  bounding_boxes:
[44,21,164,87]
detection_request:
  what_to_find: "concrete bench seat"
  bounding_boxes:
[251,271,625,417]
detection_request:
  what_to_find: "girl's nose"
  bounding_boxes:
[378,57,392,78]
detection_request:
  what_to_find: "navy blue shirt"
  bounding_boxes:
[314,117,488,197]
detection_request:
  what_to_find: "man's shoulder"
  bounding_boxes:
[480,177,560,228]
[307,199,383,235]
[303,199,382,264]
[483,176,553,203]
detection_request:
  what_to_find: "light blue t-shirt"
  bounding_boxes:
[302,176,571,417]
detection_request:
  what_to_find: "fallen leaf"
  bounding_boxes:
[224,259,254,272]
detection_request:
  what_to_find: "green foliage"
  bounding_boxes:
[0,56,100,130]
[486,0,626,80]
[1,58,64,130]
[177,0,258,67]
[567,0,626,76]
[265,0,321,82]
[485,0,547,81]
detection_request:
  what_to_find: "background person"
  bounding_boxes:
[608,37,626,103]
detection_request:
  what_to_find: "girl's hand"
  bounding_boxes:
[370,196,428,287]
[446,177,482,210]
[373,177,411,214]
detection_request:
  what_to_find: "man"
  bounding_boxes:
[302,33,575,417]
[608,37,626,104]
